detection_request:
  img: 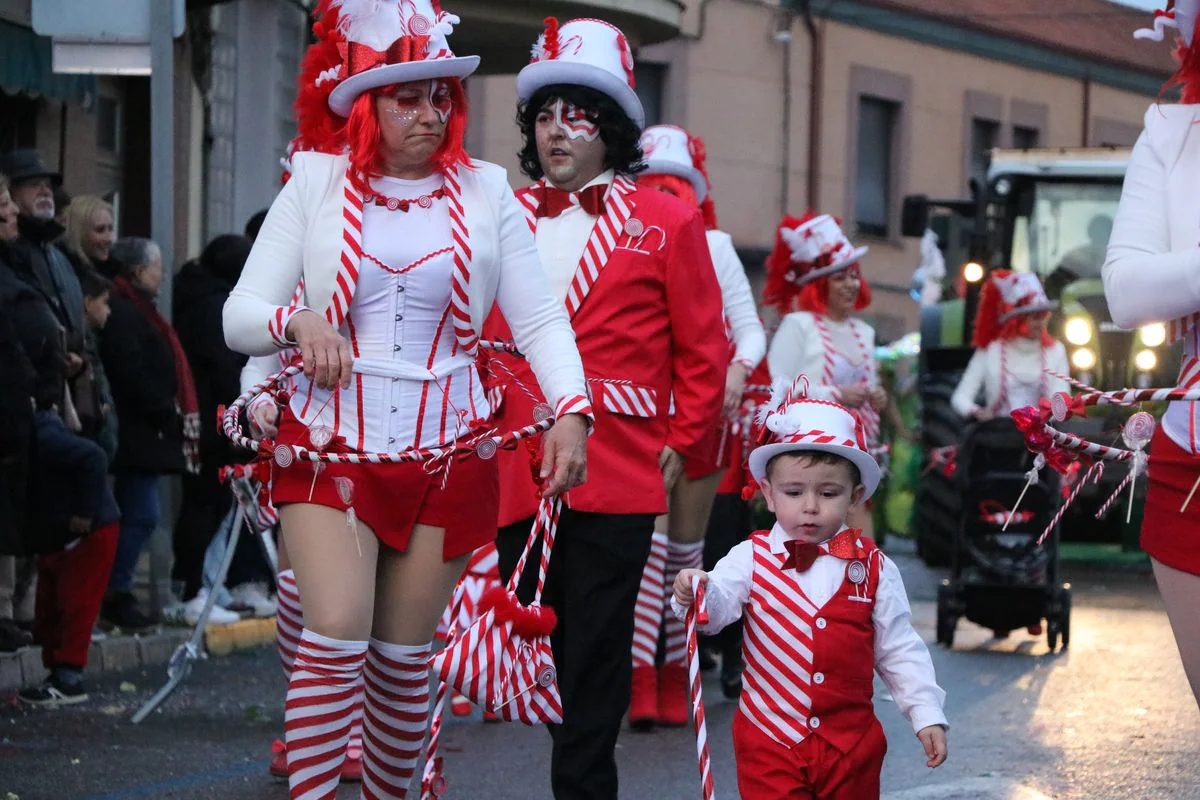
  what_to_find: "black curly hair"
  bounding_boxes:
[517,84,646,182]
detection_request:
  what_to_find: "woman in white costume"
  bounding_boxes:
[222,2,591,797]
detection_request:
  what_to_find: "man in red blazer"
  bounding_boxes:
[483,17,726,800]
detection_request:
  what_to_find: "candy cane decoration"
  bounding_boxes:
[685,575,715,800]
[1038,462,1105,546]
[1045,371,1137,408]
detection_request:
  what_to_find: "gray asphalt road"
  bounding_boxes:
[2,545,1196,800]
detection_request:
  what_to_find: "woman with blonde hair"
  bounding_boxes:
[60,195,116,279]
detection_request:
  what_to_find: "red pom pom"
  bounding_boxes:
[543,17,560,60]
[478,585,558,638]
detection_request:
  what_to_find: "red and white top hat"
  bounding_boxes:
[992,271,1057,323]
[778,214,869,287]
[518,18,644,129]
[639,124,710,202]
[1135,1,1198,47]
[748,378,882,499]
[324,0,480,117]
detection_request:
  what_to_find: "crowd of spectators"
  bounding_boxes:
[0,147,275,707]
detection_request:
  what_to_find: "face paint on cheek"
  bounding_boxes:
[429,81,453,125]
[553,99,600,142]
[385,93,422,128]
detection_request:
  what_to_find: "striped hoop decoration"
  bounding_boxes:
[444,165,478,356]
[685,575,715,800]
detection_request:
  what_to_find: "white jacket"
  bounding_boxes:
[223,152,588,420]
[706,230,766,369]
[951,338,1070,418]
[1103,104,1200,452]
[767,311,877,402]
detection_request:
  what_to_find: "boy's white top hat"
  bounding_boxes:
[749,379,882,499]
[993,271,1057,323]
[326,0,479,117]
[779,214,869,286]
[1135,1,1198,47]
[639,125,709,202]
[517,18,645,129]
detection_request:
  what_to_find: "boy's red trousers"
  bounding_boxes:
[35,523,119,670]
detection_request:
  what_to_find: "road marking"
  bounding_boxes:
[81,760,268,800]
[883,776,1055,799]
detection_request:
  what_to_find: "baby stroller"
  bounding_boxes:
[935,418,1072,652]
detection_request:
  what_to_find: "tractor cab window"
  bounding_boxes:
[1008,181,1122,292]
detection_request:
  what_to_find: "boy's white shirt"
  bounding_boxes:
[672,522,948,735]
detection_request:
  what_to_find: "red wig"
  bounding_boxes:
[288,1,470,189]
[796,266,873,316]
[1166,24,1200,103]
[972,271,1055,348]
[639,174,699,209]
[687,134,718,230]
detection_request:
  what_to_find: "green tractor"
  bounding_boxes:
[902,147,1180,565]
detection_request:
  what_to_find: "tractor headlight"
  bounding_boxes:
[963,262,985,283]
[1071,348,1096,371]
[1065,317,1093,346]
[1140,323,1167,348]
[1135,349,1158,372]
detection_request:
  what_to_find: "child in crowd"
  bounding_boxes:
[673,380,948,798]
[76,269,117,459]
[15,273,119,706]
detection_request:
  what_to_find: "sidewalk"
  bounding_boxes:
[0,617,277,692]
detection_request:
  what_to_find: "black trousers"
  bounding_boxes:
[497,508,654,800]
[702,493,753,658]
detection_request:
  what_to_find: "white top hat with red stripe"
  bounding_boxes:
[748,378,882,499]
[779,214,869,286]
[639,124,709,202]
[518,18,645,129]
[325,0,480,117]
[993,271,1057,323]
[1135,1,1198,46]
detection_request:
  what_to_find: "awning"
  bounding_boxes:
[0,20,96,105]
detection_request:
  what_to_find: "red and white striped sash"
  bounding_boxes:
[1168,313,1200,346]
[740,536,818,747]
[814,315,880,444]
[516,175,638,318]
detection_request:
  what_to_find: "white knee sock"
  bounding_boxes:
[275,570,303,676]
[663,541,704,666]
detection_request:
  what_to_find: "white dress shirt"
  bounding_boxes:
[951,338,1070,419]
[287,173,488,452]
[535,170,615,303]
[673,523,948,735]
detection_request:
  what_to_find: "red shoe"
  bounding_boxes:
[341,743,363,783]
[268,739,288,779]
[656,664,690,727]
[482,709,502,723]
[451,692,472,717]
[629,665,657,731]
[1027,623,1043,636]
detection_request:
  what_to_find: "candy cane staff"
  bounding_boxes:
[764,212,885,536]
[1108,0,1200,707]
[221,2,594,798]
[627,124,766,731]
[670,379,948,798]
[481,17,726,799]
[950,270,1069,422]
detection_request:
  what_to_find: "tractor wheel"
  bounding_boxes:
[915,367,964,568]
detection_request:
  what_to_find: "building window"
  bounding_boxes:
[855,96,897,238]
[969,117,1000,189]
[634,62,666,127]
[96,96,121,154]
[1012,125,1040,150]
[0,93,39,153]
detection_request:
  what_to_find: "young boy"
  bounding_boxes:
[673,383,948,798]
[76,269,117,459]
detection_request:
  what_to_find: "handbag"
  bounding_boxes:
[430,497,563,725]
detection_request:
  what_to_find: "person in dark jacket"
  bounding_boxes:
[97,237,196,631]
[171,235,261,607]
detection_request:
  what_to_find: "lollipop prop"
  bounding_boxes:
[1120,412,1155,524]
[685,575,716,800]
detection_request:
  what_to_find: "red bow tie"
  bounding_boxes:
[534,184,608,219]
[782,529,863,572]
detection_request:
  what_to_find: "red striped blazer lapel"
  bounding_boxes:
[517,179,545,235]
[565,175,636,318]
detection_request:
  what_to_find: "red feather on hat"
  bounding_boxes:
[542,17,561,60]
[762,211,817,314]
[286,0,349,182]
[688,133,719,230]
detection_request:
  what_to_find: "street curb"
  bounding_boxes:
[0,617,277,692]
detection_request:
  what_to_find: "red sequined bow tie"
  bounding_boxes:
[533,184,608,219]
[782,529,863,572]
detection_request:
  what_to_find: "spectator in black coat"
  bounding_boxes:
[97,237,191,631]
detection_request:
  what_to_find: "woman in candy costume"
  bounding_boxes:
[764,212,885,535]
[1106,0,1200,706]
[951,270,1069,421]
[222,2,591,797]
[627,125,767,728]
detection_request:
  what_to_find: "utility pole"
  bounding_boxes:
[150,0,175,319]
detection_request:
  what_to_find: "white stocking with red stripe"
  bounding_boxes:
[360,640,432,800]
[276,570,303,675]
[632,532,669,668]
[663,542,704,666]
[286,631,368,800]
